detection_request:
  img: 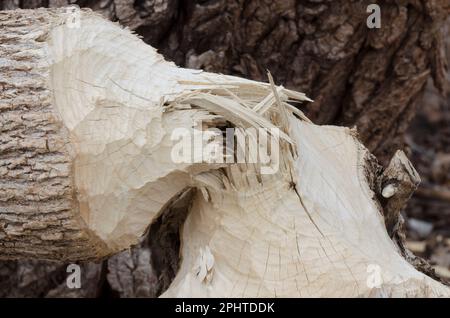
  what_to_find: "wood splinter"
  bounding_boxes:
[379,150,421,236]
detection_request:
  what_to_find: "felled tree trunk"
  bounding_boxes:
[1,2,449,298]
[1,1,449,298]
[0,8,449,297]
[2,0,449,162]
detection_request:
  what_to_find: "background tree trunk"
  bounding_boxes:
[0,0,449,297]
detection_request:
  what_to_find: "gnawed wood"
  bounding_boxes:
[0,8,448,298]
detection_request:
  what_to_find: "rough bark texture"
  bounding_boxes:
[0,0,449,297]
[0,11,110,261]
[379,151,421,236]
[404,17,450,281]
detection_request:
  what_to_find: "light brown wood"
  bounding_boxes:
[0,8,449,297]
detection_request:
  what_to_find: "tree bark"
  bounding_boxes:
[0,1,449,298]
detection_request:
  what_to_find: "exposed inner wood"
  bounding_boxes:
[0,8,449,297]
